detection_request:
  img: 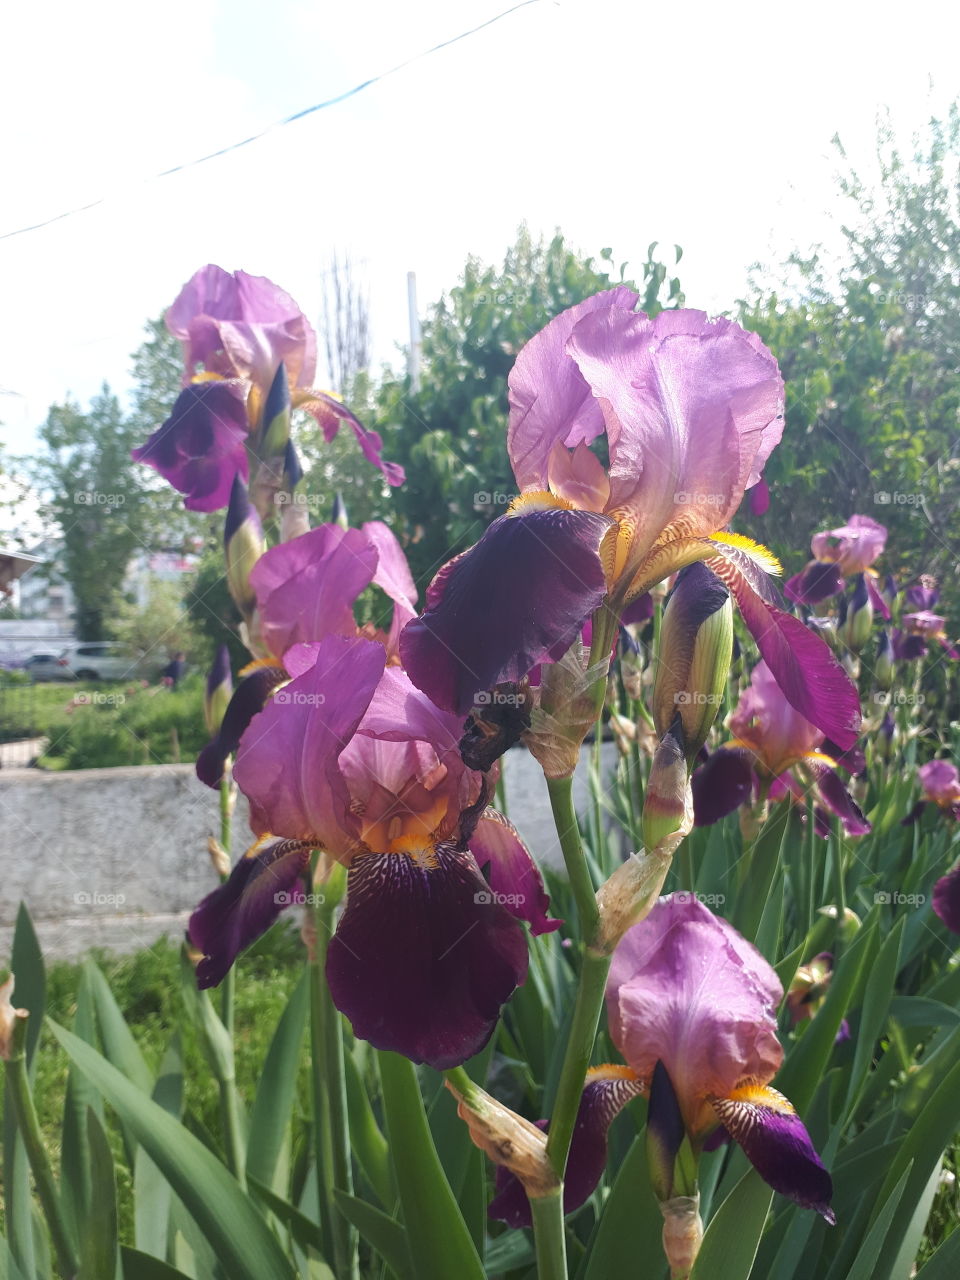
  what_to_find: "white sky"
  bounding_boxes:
[1,0,958,462]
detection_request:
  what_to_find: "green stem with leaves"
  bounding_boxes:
[4,1017,78,1279]
[531,1190,568,1280]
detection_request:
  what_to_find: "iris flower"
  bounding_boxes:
[189,634,558,1068]
[893,610,959,661]
[605,894,835,1222]
[785,514,887,608]
[691,660,869,837]
[401,292,859,751]
[133,265,402,509]
[197,519,418,786]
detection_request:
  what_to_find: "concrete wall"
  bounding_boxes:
[0,744,627,960]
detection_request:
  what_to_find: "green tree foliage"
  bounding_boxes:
[739,107,960,609]
[30,387,148,639]
[110,578,210,669]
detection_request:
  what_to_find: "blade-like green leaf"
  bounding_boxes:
[377,1050,484,1280]
[135,1035,184,1258]
[85,959,152,1092]
[48,1021,296,1280]
[0,1233,29,1280]
[247,1176,329,1259]
[79,1106,119,1280]
[579,1131,667,1280]
[10,904,45,1067]
[914,1227,960,1279]
[344,1046,395,1209]
[883,1160,942,1280]
[843,1164,911,1280]
[120,1246,195,1280]
[333,1190,412,1279]
[689,1168,773,1280]
[843,917,903,1119]
[246,970,308,1193]
[61,965,101,1245]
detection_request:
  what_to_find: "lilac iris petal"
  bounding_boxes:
[399,507,612,715]
[506,288,640,489]
[893,630,928,661]
[710,551,861,750]
[360,521,418,658]
[918,760,960,808]
[864,573,891,621]
[233,636,387,858]
[565,308,783,556]
[468,809,561,935]
[933,863,960,933]
[904,580,940,610]
[783,560,845,606]
[748,477,770,516]
[132,382,249,512]
[167,264,318,392]
[250,525,379,660]
[606,895,783,1116]
[691,748,756,826]
[189,838,312,987]
[298,391,405,487]
[196,663,287,789]
[810,514,886,575]
[488,1067,643,1226]
[325,845,529,1069]
[711,1089,835,1224]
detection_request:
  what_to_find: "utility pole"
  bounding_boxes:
[406,271,421,393]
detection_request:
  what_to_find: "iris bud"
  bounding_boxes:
[203,645,233,736]
[841,574,873,653]
[225,475,266,615]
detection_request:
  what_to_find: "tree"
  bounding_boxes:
[319,253,371,395]
[110,578,210,670]
[30,387,149,639]
[739,107,960,611]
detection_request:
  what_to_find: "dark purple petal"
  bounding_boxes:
[712,1087,835,1224]
[933,862,960,934]
[400,508,612,714]
[132,382,249,512]
[892,630,928,661]
[189,838,311,987]
[622,593,654,625]
[748,477,770,516]
[488,1067,643,1226]
[901,800,928,827]
[784,561,845,606]
[692,749,755,826]
[646,1060,687,1199]
[709,548,861,749]
[904,580,940,611]
[822,739,866,777]
[814,767,871,836]
[196,663,287,788]
[468,809,561,935]
[326,845,528,1069]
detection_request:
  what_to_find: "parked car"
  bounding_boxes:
[24,651,73,682]
[60,642,140,681]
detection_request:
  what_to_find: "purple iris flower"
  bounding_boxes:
[197,520,418,787]
[131,381,249,512]
[692,661,869,837]
[606,894,835,1223]
[897,611,959,660]
[401,294,860,750]
[903,576,940,611]
[785,514,887,608]
[189,634,559,1069]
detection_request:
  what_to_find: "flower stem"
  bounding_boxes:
[218,774,235,1035]
[530,1189,568,1280]
[547,776,598,939]
[4,1018,78,1278]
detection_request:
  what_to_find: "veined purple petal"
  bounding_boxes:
[400,508,612,715]
[196,663,287,788]
[233,636,386,858]
[488,1066,643,1226]
[708,547,861,749]
[298,391,405,487]
[692,748,755,826]
[250,525,379,659]
[784,560,845,606]
[326,845,528,1069]
[189,838,311,987]
[507,288,639,490]
[814,767,871,836]
[933,862,960,933]
[468,809,561,935]
[712,1086,835,1223]
[132,382,249,512]
[566,309,783,559]
[811,514,886,576]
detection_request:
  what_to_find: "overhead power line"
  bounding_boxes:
[0,1,542,243]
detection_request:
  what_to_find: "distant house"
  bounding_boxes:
[15,539,75,627]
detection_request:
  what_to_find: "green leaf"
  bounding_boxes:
[485,1229,535,1273]
[79,1107,119,1280]
[135,1035,184,1258]
[914,1227,960,1279]
[889,996,960,1027]
[843,1164,911,1280]
[580,1131,667,1280]
[344,1046,395,1209]
[0,1233,29,1280]
[60,964,101,1245]
[120,1246,195,1280]
[247,1176,329,1260]
[48,1021,296,1280]
[689,1168,773,1280]
[377,1051,484,1280]
[333,1190,412,1279]
[246,970,308,1193]
[10,904,45,1067]
[85,959,152,1092]
[844,917,903,1119]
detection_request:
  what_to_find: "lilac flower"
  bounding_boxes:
[606,895,835,1222]
[402,294,859,751]
[189,635,559,1068]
